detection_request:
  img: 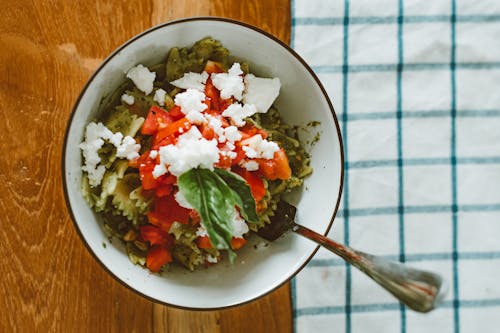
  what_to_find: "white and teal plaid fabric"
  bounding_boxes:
[291,1,500,332]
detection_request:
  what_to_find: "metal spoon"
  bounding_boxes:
[257,201,446,313]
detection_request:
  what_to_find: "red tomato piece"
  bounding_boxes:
[231,145,246,166]
[139,163,159,190]
[196,235,213,249]
[204,79,222,112]
[146,245,172,272]
[230,237,247,250]
[257,148,292,180]
[189,210,200,224]
[155,184,173,197]
[140,225,174,247]
[215,154,231,169]
[168,105,184,120]
[234,168,266,201]
[204,60,225,74]
[147,211,173,232]
[156,117,192,141]
[155,194,191,225]
[141,106,172,135]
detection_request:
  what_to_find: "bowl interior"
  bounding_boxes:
[63,18,343,309]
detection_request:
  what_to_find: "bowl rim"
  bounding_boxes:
[61,16,345,310]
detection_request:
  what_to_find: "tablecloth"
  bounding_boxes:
[290,1,500,332]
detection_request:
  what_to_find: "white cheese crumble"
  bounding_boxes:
[149,150,158,159]
[241,134,279,159]
[205,114,226,142]
[243,74,281,113]
[224,126,242,143]
[126,64,155,95]
[196,225,208,237]
[211,63,244,100]
[170,71,209,91]
[174,89,208,124]
[241,160,259,171]
[115,136,141,160]
[121,93,135,105]
[175,190,193,209]
[221,103,258,127]
[80,122,141,187]
[231,210,249,238]
[206,254,218,264]
[153,88,167,106]
[154,126,219,177]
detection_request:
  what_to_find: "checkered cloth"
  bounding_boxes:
[290,0,500,332]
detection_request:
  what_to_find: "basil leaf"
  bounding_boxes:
[177,168,236,258]
[214,168,259,223]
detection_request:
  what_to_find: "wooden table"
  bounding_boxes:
[0,1,292,332]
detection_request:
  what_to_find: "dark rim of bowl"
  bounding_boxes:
[61,16,345,311]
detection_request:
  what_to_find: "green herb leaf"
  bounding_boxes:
[177,168,236,259]
[214,168,259,223]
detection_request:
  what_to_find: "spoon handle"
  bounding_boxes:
[293,223,446,313]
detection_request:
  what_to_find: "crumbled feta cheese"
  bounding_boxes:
[206,254,218,263]
[115,136,141,160]
[243,74,281,113]
[153,88,167,106]
[80,122,142,186]
[121,93,135,105]
[196,225,208,237]
[211,63,244,100]
[170,71,209,91]
[149,150,158,159]
[221,103,257,127]
[227,151,237,159]
[241,160,259,171]
[204,114,226,142]
[231,210,249,238]
[80,123,106,186]
[175,190,193,209]
[155,127,219,177]
[186,111,206,124]
[242,134,279,159]
[174,89,208,124]
[152,163,167,178]
[224,126,242,143]
[126,64,155,95]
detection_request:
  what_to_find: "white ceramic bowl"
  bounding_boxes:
[62,17,343,309]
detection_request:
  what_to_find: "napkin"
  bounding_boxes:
[291,0,500,332]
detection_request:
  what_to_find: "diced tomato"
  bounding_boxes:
[156,117,192,141]
[146,245,172,272]
[201,123,215,140]
[231,145,246,166]
[139,163,159,190]
[141,106,172,135]
[257,148,292,180]
[189,210,200,224]
[155,194,191,225]
[196,235,213,249]
[155,184,173,197]
[234,168,266,201]
[168,105,184,120]
[152,134,176,150]
[140,225,174,247]
[147,211,173,232]
[204,60,225,74]
[158,174,177,185]
[239,125,268,140]
[205,79,222,112]
[215,154,231,169]
[230,237,247,250]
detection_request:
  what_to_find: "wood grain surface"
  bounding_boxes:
[0,1,291,332]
